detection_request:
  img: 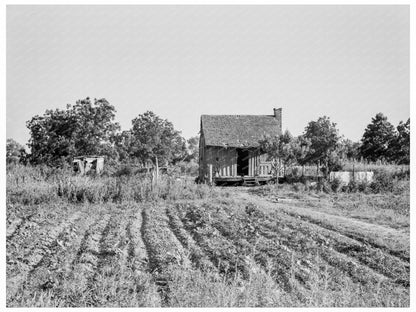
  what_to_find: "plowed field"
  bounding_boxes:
[6,187,410,307]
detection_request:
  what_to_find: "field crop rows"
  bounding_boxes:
[6,190,410,307]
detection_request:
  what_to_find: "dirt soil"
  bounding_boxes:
[6,187,410,307]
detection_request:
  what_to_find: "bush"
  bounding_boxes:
[113,164,135,177]
[316,179,331,193]
[357,182,369,193]
[346,181,358,193]
[330,178,342,193]
[285,173,303,184]
[370,170,395,193]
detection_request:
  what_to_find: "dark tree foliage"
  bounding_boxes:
[360,113,397,162]
[26,97,120,166]
[392,118,410,164]
[303,116,340,173]
[6,138,27,164]
[129,111,186,166]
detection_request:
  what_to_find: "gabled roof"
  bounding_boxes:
[201,114,282,148]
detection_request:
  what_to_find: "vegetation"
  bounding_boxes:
[360,113,410,164]
[26,98,120,165]
[6,164,409,307]
[303,116,340,175]
[6,139,28,164]
[6,98,410,307]
[10,97,410,173]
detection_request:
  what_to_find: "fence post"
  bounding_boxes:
[209,164,213,185]
[352,163,355,182]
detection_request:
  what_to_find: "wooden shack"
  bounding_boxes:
[73,156,104,175]
[199,108,282,185]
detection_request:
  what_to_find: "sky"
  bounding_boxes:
[7,5,409,148]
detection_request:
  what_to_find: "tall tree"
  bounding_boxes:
[360,113,396,162]
[129,111,186,166]
[26,97,120,165]
[303,116,340,175]
[70,98,120,156]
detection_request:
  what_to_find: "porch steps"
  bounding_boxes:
[243,177,259,186]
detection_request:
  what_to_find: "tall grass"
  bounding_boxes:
[6,164,226,206]
[340,159,410,175]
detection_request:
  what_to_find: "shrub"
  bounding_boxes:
[316,179,331,193]
[113,164,135,177]
[357,182,369,193]
[346,181,358,193]
[330,178,342,193]
[285,173,303,184]
[370,170,395,193]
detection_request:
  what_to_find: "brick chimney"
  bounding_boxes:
[273,108,282,133]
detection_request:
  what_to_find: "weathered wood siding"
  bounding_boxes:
[204,146,237,177]
[199,143,273,180]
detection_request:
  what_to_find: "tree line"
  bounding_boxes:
[6,97,410,171]
[260,113,410,177]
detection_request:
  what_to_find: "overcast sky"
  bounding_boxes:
[7,5,409,147]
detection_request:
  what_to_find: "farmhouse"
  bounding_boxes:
[199,108,282,185]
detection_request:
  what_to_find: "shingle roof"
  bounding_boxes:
[201,114,282,148]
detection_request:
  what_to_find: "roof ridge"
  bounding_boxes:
[201,114,273,116]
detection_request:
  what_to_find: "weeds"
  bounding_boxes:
[7,164,225,205]
[6,163,409,307]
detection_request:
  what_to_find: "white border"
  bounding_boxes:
[1,2,414,312]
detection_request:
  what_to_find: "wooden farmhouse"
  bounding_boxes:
[199,108,282,185]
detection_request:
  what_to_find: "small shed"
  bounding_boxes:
[73,156,104,175]
[199,108,282,185]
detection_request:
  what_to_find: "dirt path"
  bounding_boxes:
[235,189,409,260]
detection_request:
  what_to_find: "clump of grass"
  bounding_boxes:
[167,265,286,307]
[7,164,225,205]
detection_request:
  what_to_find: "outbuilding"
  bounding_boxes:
[73,155,104,175]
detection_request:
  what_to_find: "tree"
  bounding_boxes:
[291,135,312,176]
[185,136,199,162]
[303,116,340,175]
[69,98,120,156]
[26,108,77,165]
[339,139,361,161]
[392,118,410,164]
[129,111,186,166]
[6,138,27,164]
[26,97,120,165]
[113,130,135,163]
[259,130,300,177]
[360,113,396,162]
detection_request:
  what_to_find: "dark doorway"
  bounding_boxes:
[237,149,249,176]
